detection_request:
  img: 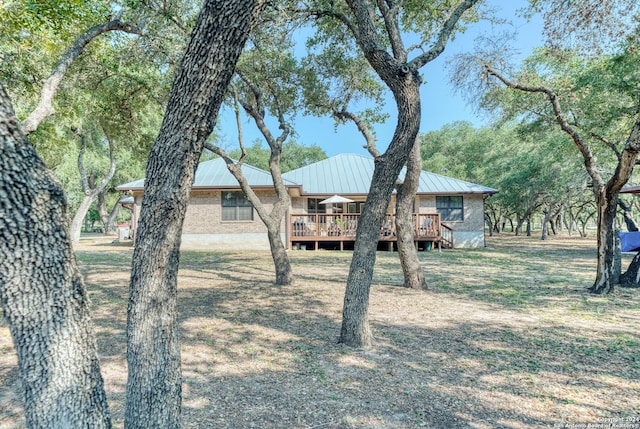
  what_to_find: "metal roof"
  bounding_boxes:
[282,153,372,194]
[416,170,498,195]
[117,153,497,195]
[621,185,640,194]
[282,153,498,195]
[117,157,297,190]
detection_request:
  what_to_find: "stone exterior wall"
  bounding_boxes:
[182,189,283,235]
[128,190,488,249]
[418,194,487,248]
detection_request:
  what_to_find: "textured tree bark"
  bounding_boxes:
[395,139,426,289]
[339,0,480,347]
[340,81,421,347]
[70,196,97,242]
[618,198,639,232]
[590,187,621,294]
[69,128,116,244]
[0,85,111,428]
[620,252,640,288]
[267,227,294,285]
[125,1,267,427]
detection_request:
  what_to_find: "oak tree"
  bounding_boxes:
[125,0,268,425]
[299,0,481,346]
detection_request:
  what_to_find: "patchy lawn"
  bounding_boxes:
[1,234,639,428]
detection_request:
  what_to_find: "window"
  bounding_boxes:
[307,198,327,214]
[347,202,365,214]
[221,191,253,221]
[436,196,463,221]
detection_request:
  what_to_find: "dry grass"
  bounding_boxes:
[1,234,640,428]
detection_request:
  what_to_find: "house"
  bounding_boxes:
[116,153,498,251]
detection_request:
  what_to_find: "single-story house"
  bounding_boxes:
[117,153,498,251]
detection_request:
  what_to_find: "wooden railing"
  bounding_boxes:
[440,224,453,249]
[290,213,449,246]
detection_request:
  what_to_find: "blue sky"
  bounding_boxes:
[217,0,544,157]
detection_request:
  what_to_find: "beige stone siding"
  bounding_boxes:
[290,197,306,212]
[417,194,487,247]
[182,189,283,235]
[417,194,485,231]
[129,191,487,249]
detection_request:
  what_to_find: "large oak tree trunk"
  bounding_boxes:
[339,0,479,347]
[125,1,267,427]
[395,139,426,289]
[590,188,620,294]
[0,85,111,428]
[340,79,421,347]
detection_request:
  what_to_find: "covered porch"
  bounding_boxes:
[289,213,453,251]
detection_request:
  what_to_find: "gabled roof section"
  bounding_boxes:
[117,153,498,195]
[116,157,297,191]
[416,170,498,195]
[282,153,498,195]
[282,153,373,194]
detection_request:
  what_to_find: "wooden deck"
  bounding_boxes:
[289,213,453,251]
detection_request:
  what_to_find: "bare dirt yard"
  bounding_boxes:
[1,234,639,428]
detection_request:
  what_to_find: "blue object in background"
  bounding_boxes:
[619,231,640,252]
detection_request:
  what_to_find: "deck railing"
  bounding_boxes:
[290,213,449,246]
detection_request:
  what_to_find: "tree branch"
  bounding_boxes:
[412,0,481,69]
[608,115,640,195]
[74,128,91,194]
[294,7,358,41]
[334,109,380,157]
[97,124,117,192]
[22,17,145,135]
[376,0,405,61]
[345,0,397,73]
[589,131,621,161]
[484,64,603,189]
[231,87,247,164]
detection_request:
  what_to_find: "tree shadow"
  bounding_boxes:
[4,239,638,429]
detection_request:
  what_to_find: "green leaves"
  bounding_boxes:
[228,141,327,172]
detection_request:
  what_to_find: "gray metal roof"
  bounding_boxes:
[282,153,497,195]
[282,153,372,194]
[117,153,497,195]
[416,170,498,195]
[116,157,297,190]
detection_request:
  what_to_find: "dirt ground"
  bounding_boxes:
[1,234,639,428]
